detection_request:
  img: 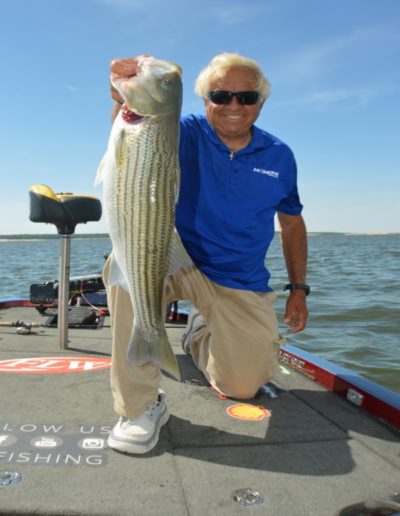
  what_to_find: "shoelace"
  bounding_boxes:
[146,401,159,417]
[120,396,161,426]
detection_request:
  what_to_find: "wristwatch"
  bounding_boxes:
[284,283,310,296]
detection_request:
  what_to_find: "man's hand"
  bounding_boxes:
[110,56,150,104]
[110,57,138,104]
[284,290,308,333]
[111,57,141,76]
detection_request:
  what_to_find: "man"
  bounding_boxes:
[105,53,308,455]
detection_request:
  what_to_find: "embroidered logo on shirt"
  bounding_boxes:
[253,168,279,179]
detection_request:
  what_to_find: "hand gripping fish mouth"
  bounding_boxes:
[112,58,149,124]
[111,56,183,119]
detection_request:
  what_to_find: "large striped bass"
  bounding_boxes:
[96,57,188,380]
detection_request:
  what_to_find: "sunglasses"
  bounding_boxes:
[208,90,260,105]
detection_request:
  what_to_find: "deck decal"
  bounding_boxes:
[0,422,111,467]
[226,404,271,421]
[0,357,111,374]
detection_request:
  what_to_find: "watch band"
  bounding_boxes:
[284,283,310,296]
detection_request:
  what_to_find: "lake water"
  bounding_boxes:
[0,233,399,393]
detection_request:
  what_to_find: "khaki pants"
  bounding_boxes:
[104,261,282,417]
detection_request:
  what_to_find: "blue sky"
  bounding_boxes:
[1,0,399,234]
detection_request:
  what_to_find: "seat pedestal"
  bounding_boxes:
[58,235,71,349]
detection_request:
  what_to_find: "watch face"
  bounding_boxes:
[300,285,310,295]
[284,284,310,295]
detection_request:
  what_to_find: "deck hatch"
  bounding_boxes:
[0,470,22,487]
[233,488,265,506]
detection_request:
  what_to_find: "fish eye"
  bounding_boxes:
[161,78,171,89]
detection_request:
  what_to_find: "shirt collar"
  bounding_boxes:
[200,115,269,154]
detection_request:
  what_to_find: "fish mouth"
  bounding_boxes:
[114,60,151,123]
[121,104,148,125]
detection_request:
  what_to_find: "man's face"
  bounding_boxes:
[204,66,264,142]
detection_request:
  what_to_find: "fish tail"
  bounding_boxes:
[127,327,181,380]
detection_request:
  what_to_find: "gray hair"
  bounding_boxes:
[194,52,271,100]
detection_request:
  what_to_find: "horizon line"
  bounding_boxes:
[1,231,399,239]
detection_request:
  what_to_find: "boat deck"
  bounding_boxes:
[0,305,399,515]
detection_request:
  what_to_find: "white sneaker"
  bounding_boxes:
[107,390,169,454]
[181,309,206,354]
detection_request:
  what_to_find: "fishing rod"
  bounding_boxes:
[0,320,41,335]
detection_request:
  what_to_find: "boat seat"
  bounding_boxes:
[29,184,102,235]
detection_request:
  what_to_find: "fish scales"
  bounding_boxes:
[108,121,177,365]
[97,57,183,379]
[132,125,175,331]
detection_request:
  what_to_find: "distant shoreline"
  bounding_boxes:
[0,232,399,241]
[0,233,110,240]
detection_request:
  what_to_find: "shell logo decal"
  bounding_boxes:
[226,403,271,421]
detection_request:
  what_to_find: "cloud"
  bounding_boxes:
[209,3,271,26]
[89,0,145,8]
[268,23,399,111]
[309,88,379,107]
[271,86,383,111]
[66,85,81,93]
[274,24,400,85]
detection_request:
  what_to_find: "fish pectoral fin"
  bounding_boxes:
[96,120,125,185]
[106,253,129,291]
[127,327,181,381]
[95,152,108,186]
[167,229,193,276]
[114,128,126,167]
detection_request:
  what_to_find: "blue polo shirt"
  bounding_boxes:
[176,114,303,292]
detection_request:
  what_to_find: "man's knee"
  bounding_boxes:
[209,345,278,400]
[214,373,271,400]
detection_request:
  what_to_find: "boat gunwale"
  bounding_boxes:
[280,343,400,431]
